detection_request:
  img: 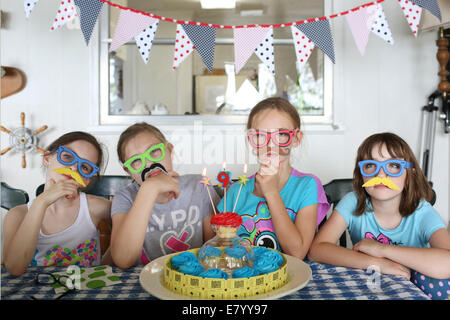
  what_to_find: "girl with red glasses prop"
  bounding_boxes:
[216,98,329,259]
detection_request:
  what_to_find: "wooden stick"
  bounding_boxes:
[35,125,48,135]
[206,187,218,215]
[232,184,243,213]
[0,126,11,134]
[0,147,12,155]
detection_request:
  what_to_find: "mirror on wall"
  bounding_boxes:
[97,0,332,125]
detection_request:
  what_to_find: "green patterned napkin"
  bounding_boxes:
[52,265,121,293]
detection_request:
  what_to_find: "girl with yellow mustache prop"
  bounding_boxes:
[309,132,450,300]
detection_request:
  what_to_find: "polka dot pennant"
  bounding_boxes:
[182,24,216,73]
[291,25,315,71]
[109,9,158,53]
[234,26,272,74]
[345,6,372,56]
[24,0,39,19]
[74,0,104,45]
[173,24,195,70]
[397,0,422,36]
[370,4,394,45]
[254,27,275,74]
[411,0,441,21]
[51,0,77,31]
[135,21,159,64]
[294,19,335,64]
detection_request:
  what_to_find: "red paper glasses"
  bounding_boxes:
[247,129,299,148]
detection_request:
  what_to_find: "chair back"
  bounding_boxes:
[1,182,29,210]
[85,175,132,199]
[322,179,354,248]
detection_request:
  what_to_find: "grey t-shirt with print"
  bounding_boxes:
[111,174,220,262]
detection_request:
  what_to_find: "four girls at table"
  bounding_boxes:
[2,98,449,300]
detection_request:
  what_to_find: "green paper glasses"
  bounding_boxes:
[123,142,166,174]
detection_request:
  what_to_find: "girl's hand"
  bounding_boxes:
[39,179,79,206]
[255,156,280,197]
[143,171,180,199]
[374,257,411,279]
[353,238,386,258]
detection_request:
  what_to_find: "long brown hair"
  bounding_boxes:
[46,131,104,182]
[117,122,167,163]
[246,97,301,130]
[353,132,433,217]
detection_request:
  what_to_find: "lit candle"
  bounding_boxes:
[217,162,231,212]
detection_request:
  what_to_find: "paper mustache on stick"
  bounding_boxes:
[141,163,168,182]
[53,168,87,187]
[362,177,400,191]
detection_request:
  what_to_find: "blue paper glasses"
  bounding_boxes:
[55,146,99,178]
[358,159,413,178]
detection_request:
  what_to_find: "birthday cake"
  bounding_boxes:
[163,212,288,299]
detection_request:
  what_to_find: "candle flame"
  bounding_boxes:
[244,163,248,174]
[222,162,226,170]
[202,167,207,176]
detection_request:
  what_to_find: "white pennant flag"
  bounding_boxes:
[397,0,422,36]
[369,4,394,45]
[173,24,195,70]
[254,27,275,74]
[51,0,77,31]
[291,25,315,71]
[24,0,39,19]
[135,21,159,64]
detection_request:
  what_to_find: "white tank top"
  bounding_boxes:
[28,192,101,267]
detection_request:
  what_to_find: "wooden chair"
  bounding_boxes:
[322,179,354,248]
[1,182,29,210]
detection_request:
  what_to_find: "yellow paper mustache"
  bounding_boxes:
[362,177,399,191]
[53,168,87,187]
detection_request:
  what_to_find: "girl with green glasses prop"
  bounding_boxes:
[123,142,166,174]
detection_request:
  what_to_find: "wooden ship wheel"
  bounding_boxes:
[0,112,48,168]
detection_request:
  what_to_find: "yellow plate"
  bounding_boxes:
[139,252,312,300]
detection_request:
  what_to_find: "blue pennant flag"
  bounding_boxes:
[182,24,216,73]
[295,19,335,64]
[412,0,442,21]
[74,0,104,45]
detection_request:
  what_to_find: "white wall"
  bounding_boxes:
[1,0,448,227]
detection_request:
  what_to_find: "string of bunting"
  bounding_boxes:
[24,0,442,74]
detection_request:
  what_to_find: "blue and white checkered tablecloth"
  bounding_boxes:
[1,262,429,300]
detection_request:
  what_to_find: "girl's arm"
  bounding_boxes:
[110,174,179,269]
[87,195,112,226]
[353,228,450,279]
[265,191,317,259]
[308,210,411,279]
[3,179,79,275]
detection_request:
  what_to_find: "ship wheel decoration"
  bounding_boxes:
[0,112,48,168]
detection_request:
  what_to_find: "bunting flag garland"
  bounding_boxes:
[110,10,158,52]
[24,0,39,19]
[370,4,394,45]
[51,0,77,31]
[398,0,422,36]
[74,0,104,45]
[182,24,216,73]
[294,19,335,64]
[291,26,315,71]
[135,22,159,64]
[411,0,441,21]
[345,6,372,56]
[173,24,195,70]
[254,27,275,74]
[25,0,444,73]
[234,27,272,74]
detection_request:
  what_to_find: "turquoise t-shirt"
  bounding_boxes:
[217,168,329,252]
[335,192,446,248]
